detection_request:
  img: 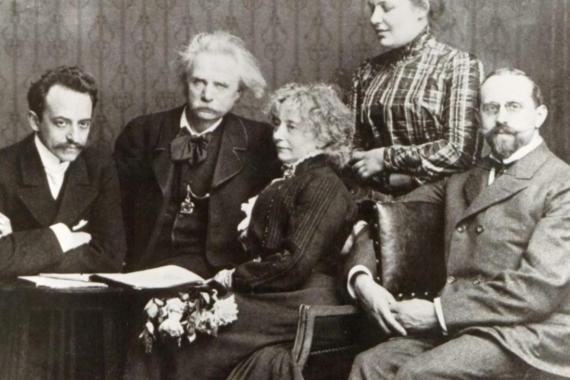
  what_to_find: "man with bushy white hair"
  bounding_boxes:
[114,31,279,276]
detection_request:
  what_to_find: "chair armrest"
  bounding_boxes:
[292,304,360,369]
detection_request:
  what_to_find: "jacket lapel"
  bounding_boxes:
[55,155,98,224]
[211,114,248,189]
[459,144,551,223]
[17,135,56,226]
[463,164,489,206]
[151,106,184,195]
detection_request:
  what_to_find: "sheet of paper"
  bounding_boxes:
[91,265,205,289]
[40,273,94,282]
[19,276,109,289]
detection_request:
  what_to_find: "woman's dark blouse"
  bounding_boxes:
[232,155,358,292]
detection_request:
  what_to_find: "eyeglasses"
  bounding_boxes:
[481,102,524,115]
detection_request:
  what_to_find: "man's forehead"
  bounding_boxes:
[481,75,534,102]
[191,53,238,76]
[44,85,93,112]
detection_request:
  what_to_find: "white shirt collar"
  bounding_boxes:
[34,134,70,171]
[281,151,325,178]
[34,134,70,199]
[180,107,223,136]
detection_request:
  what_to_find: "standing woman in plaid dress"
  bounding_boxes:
[349,0,483,196]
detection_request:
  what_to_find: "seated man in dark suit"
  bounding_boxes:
[0,66,125,277]
[347,68,570,379]
[114,31,280,277]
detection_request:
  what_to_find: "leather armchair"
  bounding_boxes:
[291,200,446,379]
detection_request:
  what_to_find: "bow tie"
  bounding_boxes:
[170,130,212,166]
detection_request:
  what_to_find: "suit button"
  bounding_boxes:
[475,225,484,234]
[456,225,465,233]
[447,276,456,284]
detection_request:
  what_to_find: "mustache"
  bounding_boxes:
[54,142,85,150]
[488,123,516,135]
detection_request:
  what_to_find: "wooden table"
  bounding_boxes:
[0,281,135,380]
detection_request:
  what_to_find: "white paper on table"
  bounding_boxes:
[18,275,108,288]
[91,265,205,290]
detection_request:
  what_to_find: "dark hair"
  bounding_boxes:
[27,66,98,117]
[482,67,544,106]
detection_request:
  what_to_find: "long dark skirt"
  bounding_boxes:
[123,273,343,380]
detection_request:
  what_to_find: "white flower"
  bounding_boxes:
[144,299,161,319]
[145,320,155,335]
[139,290,239,352]
[159,314,185,338]
[237,195,258,234]
[165,297,186,315]
[213,295,239,326]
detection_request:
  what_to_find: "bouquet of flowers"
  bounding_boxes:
[139,287,238,353]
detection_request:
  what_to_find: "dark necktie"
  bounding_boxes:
[490,158,513,178]
[170,129,212,166]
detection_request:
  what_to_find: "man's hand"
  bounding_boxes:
[66,231,92,251]
[351,148,385,179]
[390,299,438,333]
[354,274,407,336]
[0,212,13,238]
[50,223,92,252]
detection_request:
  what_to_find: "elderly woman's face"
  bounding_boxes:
[368,0,428,49]
[271,105,321,165]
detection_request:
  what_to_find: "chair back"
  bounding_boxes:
[360,200,446,300]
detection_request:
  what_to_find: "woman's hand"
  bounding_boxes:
[212,268,236,291]
[0,212,13,239]
[351,148,386,179]
[354,274,407,336]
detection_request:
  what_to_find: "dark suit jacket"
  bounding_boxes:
[114,106,280,271]
[353,143,570,377]
[0,134,126,278]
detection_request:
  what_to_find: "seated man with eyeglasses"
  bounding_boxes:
[347,68,570,379]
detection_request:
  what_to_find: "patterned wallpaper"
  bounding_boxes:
[0,0,568,160]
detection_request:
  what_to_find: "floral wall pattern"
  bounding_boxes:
[0,0,568,160]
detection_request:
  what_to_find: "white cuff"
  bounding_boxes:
[433,297,448,335]
[340,220,368,255]
[49,223,73,253]
[216,268,236,290]
[347,265,373,300]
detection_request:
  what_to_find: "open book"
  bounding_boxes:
[90,265,205,290]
